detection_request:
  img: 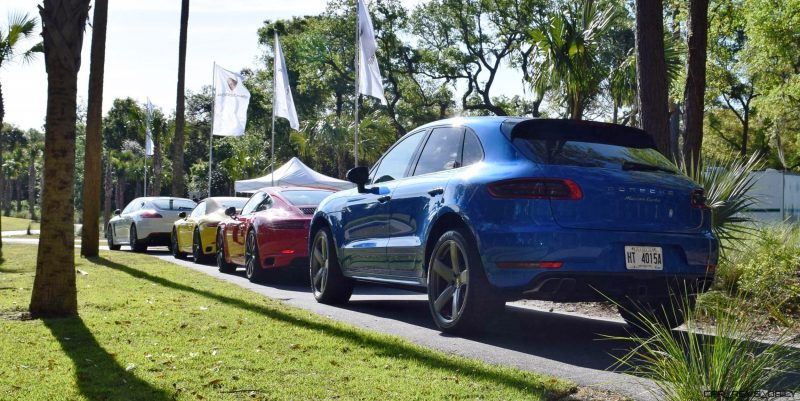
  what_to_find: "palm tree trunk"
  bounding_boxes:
[152,128,161,196]
[634,0,671,158]
[30,0,91,318]
[682,0,709,167]
[28,154,36,220]
[15,178,22,213]
[103,156,112,226]
[171,0,189,197]
[80,0,108,257]
[0,80,4,259]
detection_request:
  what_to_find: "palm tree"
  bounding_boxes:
[682,0,710,167]
[0,11,42,260]
[29,0,91,318]
[528,0,619,120]
[171,0,189,197]
[634,0,671,158]
[81,0,109,257]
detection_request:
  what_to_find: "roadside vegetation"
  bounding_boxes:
[0,244,574,401]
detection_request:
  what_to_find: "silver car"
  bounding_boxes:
[107,197,196,252]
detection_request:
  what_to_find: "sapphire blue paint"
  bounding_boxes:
[311,117,718,301]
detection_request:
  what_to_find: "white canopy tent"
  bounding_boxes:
[234,157,354,193]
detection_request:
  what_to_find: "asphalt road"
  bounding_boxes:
[143,248,656,400]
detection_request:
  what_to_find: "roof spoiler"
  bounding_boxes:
[506,118,658,150]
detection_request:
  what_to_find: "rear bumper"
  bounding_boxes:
[474,225,718,301]
[511,271,713,302]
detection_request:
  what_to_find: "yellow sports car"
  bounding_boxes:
[171,196,249,263]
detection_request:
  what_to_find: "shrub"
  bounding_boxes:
[613,295,800,401]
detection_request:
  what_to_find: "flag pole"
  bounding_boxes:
[271,33,277,187]
[209,62,216,198]
[144,154,148,196]
[354,0,360,167]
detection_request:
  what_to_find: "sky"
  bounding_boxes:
[1,0,522,131]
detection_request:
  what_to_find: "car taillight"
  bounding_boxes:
[206,222,218,228]
[487,178,582,200]
[691,188,708,208]
[140,210,163,218]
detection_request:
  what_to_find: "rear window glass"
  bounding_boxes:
[505,119,675,171]
[152,199,196,211]
[281,190,333,206]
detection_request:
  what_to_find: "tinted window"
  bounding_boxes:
[241,192,267,215]
[281,190,333,206]
[191,202,206,218]
[461,130,483,166]
[505,119,674,171]
[254,196,273,212]
[372,131,424,183]
[152,199,196,210]
[414,127,464,176]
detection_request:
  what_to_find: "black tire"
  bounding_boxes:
[617,295,694,335]
[216,230,236,273]
[129,224,147,253]
[192,229,209,264]
[309,226,352,304]
[107,225,121,251]
[245,229,268,283]
[171,229,187,259]
[426,228,505,334]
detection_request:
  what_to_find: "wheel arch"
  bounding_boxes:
[310,213,342,262]
[423,211,481,275]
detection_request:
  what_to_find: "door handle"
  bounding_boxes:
[377,195,392,203]
[428,187,444,197]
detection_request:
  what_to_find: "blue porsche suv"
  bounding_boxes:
[309,117,718,333]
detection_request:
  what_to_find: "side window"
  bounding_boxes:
[461,130,484,167]
[122,199,138,214]
[191,202,206,218]
[371,131,424,184]
[413,127,464,176]
[254,195,272,212]
[241,192,267,215]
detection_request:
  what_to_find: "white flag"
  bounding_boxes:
[274,33,299,130]
[145,98,154,156]
[357,0,387,105]
[212,65,251,136]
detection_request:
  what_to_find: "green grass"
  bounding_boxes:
[0,244,574,401]
[0,216,39,232]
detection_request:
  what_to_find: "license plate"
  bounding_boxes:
[624,246,663,270]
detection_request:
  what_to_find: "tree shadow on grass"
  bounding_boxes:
[42,317,173,401]
[89,256,572,399]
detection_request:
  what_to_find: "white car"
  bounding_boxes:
[107,197,197,252]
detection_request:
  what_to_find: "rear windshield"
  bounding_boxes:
[280,190,333,206]
[152,199,196,211]
[504,119,676,171]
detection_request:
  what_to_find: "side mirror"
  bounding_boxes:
[224,206,237,217]
[113,209,121,216]
[178,212,187,219]
[347,166,370,193]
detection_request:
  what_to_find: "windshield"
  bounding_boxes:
[152,199,196,211]
[280,190,333,206]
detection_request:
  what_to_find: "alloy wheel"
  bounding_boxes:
[429,240,470,324]
[245,231,256,279]
[310,230,329,297]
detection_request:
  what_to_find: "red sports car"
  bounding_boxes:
[216,186,335,282]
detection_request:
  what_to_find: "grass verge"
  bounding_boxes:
[0,244,574,401]
[0,216,39,232]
